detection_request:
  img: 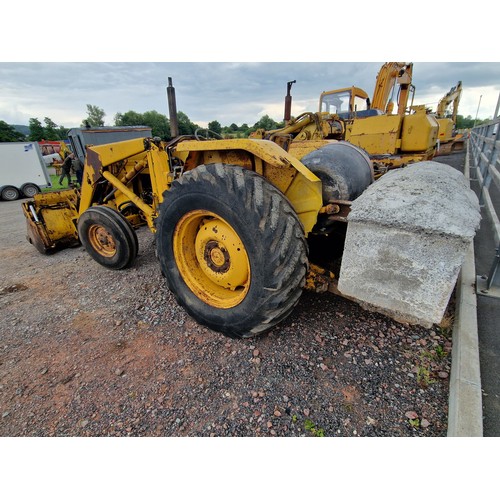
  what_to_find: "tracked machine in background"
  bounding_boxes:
[252,62,440,177]
[433,81,466,155]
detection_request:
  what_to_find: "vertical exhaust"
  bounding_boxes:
[284,80,296,123]
[167,77,179,138]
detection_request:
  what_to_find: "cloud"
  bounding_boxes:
[1,62,499,128]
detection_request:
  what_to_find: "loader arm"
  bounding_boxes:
[80,137,152,215]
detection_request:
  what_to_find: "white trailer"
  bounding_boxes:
[0,142,52,201]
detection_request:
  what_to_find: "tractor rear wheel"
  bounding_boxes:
[78,205,138,270]
[156,163,308,339]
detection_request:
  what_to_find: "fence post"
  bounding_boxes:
[477,246,500,297]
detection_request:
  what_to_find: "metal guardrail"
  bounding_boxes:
[469,116,500,298]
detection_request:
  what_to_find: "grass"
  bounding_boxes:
[43,174,76,192]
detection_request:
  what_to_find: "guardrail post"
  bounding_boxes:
[477,246,500,298]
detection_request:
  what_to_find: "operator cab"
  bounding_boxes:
[319,86,382,119]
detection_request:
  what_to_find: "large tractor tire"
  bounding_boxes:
[156,163,308,339]
[301,141,374,203]
[78,205,139,270]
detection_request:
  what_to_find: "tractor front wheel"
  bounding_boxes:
[78,206,138,270]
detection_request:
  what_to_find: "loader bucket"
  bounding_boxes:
[22,189,81,254]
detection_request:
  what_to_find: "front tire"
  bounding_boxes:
[156,164,308,338]
[78,206,138,270]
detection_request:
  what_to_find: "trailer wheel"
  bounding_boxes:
[1,185,20,201]
[78,206,138,270]
[156,164,308,339]
[21,183,40,198]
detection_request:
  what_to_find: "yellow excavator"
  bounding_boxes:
[252,62,439,176]
[434,81,465,155]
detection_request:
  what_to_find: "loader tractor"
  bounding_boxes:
[23,131,374,339]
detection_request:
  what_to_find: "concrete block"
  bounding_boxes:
[337,161,480,327]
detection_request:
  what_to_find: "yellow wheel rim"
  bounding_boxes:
[88,224,117,257]
[173,210,251,309]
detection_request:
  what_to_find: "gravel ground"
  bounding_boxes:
[0,195,453,437]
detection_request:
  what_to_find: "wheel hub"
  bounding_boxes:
[89,225,116,257]
[204,241,230,272]
[173,210,251,309]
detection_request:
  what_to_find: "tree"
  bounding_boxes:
[177,111,198,136]
[82,104,105,127]
[115,110,169,139]
[208,120,222,135]
[114,110,143,126]
[142,110,169,139]
[58,126,69,140]
[43,117,59,140]
[28,118,45,141]
[0,120,26,142]
[251,114,282,132]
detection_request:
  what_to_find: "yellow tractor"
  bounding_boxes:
[252,62,439,176]
[23,123,374,338]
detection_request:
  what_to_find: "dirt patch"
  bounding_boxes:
[0,198,452,437]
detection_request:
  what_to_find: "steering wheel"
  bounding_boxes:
[194,128,223,141]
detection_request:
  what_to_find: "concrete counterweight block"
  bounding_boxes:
[337,161,481,327]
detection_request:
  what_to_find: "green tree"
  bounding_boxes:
[28,118,45,141]
[208,120,222,135]
[115,110,169,139]
[114,110,143,126]
[0,121,26,142]
[57,126,69,140]
[43,117,59,140]
[143,110,169,139]
[82,104,105,127]
[177,111,198,136]
[251,114,282,132]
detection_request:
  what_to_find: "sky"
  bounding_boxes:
[1,2,499,132]
[1,61,499,130]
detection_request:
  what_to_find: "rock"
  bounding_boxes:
[405,411,418,420]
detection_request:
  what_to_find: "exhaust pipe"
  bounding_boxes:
[284,80,296,123]
[167,77,179,138]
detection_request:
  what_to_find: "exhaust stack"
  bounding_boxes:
[167,77,179,138]
[284,80,296,123]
